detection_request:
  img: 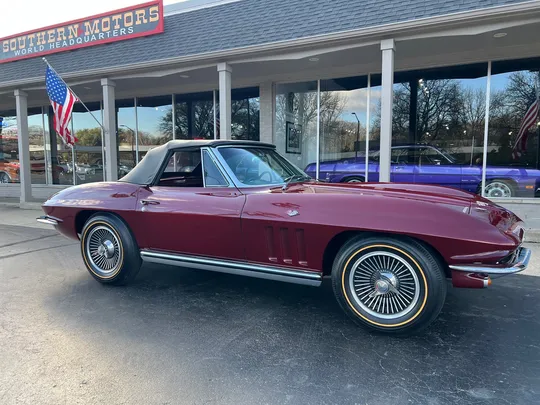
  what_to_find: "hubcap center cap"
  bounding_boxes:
[375,279,390,294]
[375,271,398,295]
[98,240,115,258]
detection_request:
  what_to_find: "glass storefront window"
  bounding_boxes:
[314,76,381,183]
[0,111,18,184]
[137,95,173,160]
[385,64,488,195]
[28,107,47,185]
[117,98,137,177]
[488,58,540,198]
[275,81,318,172]
[174,92,215,140]
[47,106,72,185]
[71,102,104,185]
[232,87,259,141]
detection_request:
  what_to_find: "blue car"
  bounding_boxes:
[305,144,540,198]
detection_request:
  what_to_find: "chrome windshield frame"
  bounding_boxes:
[211,144,310,189]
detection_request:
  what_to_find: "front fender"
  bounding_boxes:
[41,182,141,240]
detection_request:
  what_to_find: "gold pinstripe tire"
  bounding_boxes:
[331,235,446,335]
[80,213,141,285]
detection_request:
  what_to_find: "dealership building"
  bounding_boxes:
[1,0,540,212]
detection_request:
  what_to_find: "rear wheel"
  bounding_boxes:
[331,235,446,335]
[80,213,141,285]
[343,176,365,183]
[483,179,514,198]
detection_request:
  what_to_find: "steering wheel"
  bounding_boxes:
[258,171,272,182]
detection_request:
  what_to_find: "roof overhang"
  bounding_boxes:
[1,0,539,92]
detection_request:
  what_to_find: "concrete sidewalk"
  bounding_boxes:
[1,199,538,242]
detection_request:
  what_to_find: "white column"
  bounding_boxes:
[217,63,232,140]
[379,39,396,183]
[14,89,32,203]
[101,78,117,181]
[259,82,274,144]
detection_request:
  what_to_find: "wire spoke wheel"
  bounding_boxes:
[348,251,420,320]
[85,225,122,276]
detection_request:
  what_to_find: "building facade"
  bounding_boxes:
[1,0,540,207]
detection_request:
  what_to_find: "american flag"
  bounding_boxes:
[512,99,539,159]
[46,66,78,146]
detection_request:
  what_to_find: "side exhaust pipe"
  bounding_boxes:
[451,270,491,288]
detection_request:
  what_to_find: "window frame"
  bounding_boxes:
[200,147,232,188]
[151,146,234,189]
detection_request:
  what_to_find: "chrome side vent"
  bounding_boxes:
[265,226,277,263]
[280,227,292,265]
[296,229,308,267]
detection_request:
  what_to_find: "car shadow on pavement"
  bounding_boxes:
[44,262,540,404]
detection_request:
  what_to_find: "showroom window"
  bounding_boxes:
[275,81,319,172]
[28,107,47,185]
[487,58,540,198]
[214,87,260,140]
[387,63,489,195]
[232,87,260,141]
[116,98,138,177]
[71,102,105,185]
[174,91,215,140]
[137,95,173,160]
[317,75,382,183]
[0,110,18,184]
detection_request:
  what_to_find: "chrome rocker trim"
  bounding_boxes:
[449,247,531,278]
[36,215,61,226]
[140,250,323,287]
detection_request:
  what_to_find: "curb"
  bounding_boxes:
[20,202,44,210]
[0,202,43,210]
[525,230,540,244]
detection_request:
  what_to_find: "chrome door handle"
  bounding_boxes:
[140,199,160,205]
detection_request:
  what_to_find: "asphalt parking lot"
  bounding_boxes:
[1,221,539,405]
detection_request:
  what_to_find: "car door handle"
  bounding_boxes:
[140,199,160,206]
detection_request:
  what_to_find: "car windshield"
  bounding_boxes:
[216,146,310,186]
[436,147,458,164]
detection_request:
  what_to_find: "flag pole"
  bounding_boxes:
[43,57,107,181]
[71,146,76,186]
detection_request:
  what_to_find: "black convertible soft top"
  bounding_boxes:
[118,139,275,185]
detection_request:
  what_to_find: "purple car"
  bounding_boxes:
[305,144,540,198]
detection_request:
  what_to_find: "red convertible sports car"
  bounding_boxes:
[38,140,531,335]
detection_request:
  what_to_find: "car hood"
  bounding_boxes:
[287,181,476,207]
[283,181,523,241]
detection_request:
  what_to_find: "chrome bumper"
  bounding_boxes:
[36,215,60,226]
[449,247,531,278]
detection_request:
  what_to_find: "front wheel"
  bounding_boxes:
[331,235,446,335]
[0,172,11,183]
[80,213,141,285]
